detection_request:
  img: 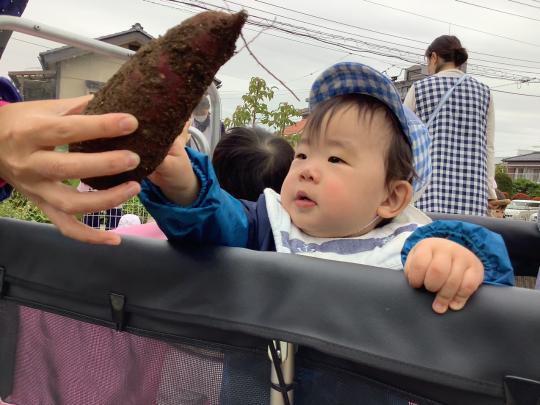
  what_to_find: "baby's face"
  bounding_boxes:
[280,106,391,238]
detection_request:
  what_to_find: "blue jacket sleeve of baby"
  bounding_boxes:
[138,148,249,247]
[401,220,514,286]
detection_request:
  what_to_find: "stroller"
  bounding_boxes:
[1,14,540,405]
[0,213,539,405]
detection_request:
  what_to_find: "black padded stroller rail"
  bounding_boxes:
[0,217,539,404]
[429,212,540,276]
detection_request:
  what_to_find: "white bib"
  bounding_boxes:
[264,189,431,270]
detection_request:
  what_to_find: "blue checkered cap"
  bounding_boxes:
[309,62,431,196]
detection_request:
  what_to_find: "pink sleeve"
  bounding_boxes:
[0,101,9,186]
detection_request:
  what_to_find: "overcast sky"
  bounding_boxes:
[1,0,539,157]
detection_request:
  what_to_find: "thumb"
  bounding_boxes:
[177,119,192,147]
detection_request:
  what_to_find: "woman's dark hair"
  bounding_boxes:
[212,127,294,201]
[425,35,468,67]
[303,94,415,189]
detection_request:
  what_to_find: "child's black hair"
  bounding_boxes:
[303,94,415,189]
[212,127,294,201]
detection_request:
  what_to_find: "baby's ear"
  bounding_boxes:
[377,180,413,219]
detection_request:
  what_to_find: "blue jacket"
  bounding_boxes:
[140,148,514,286]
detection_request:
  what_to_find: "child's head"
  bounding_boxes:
[280,62,431,238]
[117,213,141,228]
[212,126,294,201]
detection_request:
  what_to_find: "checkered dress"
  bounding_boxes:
[414,75,491,215]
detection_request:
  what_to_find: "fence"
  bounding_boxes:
[81,196,150,230]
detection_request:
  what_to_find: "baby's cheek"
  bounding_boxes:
[322,180,348,203]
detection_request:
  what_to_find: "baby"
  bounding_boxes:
[140,62,513,314]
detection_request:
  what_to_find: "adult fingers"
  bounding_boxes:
[60,95,94,115]
[30,149,140,181]
[449,261,484,311]
[11,95,92,116]
[431,256,467,314]
[40,202,122,246]
[31,113,139,147]
[404,243,432,288]
[36,181,140,215]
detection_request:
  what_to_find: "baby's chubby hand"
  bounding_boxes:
[148,120,200,206]
[404,237,484,314]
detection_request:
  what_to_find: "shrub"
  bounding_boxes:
[511,192,530,200]
[512,178,540,198]
[0,190,49,223]
[495,171,513,195]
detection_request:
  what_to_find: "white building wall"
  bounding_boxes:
[57,53,125,98]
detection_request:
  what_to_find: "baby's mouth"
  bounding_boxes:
[295,191,316,208]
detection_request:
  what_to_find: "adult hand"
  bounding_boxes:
[404,237,484,314]
[0,96,142,245]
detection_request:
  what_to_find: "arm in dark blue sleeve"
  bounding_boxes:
[0,182,13,202]
[139,148,249,247]
[401,220,514,286]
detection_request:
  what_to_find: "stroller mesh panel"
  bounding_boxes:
[1,302,269,405]
[1,301,446,405]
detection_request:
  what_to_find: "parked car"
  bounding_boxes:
[504,199,540,221]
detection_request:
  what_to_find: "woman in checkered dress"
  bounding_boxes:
[404,35,496,216]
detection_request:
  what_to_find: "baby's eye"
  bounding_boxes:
[328,156,344,164]
[296,153,307,160]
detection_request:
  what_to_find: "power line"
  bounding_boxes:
[491,79,538,89]
[255,0,540,66]
[222,0,540,74]
[153,0,540,98]
[10,35,55,49]
[455,0,540,22]
[176,0,538,76]
[468,50,540,65]
[163,0,540,75]
[360,0,540,48]
[253,0,426,45]
[492,89,540,97]
[224,1,540,78]
[508,0,540,10]
[154,0,540,83]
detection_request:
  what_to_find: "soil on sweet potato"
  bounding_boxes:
[69,10,247,190]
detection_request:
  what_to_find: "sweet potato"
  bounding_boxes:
[69,10,247,189]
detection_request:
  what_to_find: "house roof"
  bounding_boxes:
[502,152,540,163]
[283,118,306,136]
[39,23,154,69]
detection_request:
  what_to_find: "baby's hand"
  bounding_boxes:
[148,120,199,206]
[404,237,484,314]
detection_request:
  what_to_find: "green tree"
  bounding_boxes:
[265,102,301,136]
[224,77,301,134]
[495,165,513,195]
